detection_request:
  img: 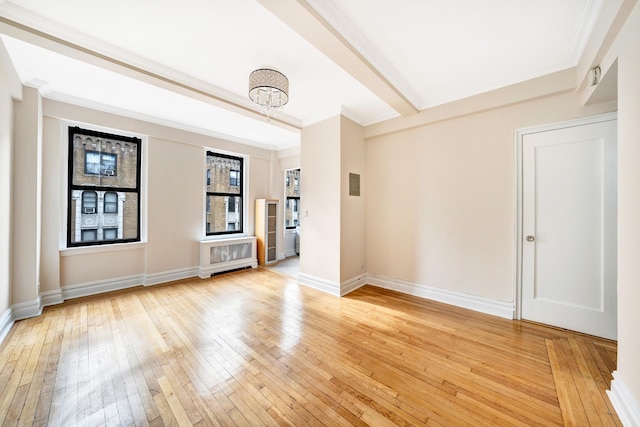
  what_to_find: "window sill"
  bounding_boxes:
[60,241,146,257]
[200,233,249,242]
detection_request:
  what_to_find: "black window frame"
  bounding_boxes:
[206,151,244,236]
[67,126,142,247]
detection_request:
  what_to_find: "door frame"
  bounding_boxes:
[514,111,618,320]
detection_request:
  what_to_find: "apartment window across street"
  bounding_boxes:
[205,152,243,235]
[85,151,117,175]
[67,127,142,247]
[230,169,240,187]
[285,169,300,229]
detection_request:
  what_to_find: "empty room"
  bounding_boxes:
[1,1,639,425]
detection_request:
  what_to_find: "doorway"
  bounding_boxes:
[516,113,617,340]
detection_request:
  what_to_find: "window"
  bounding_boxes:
[85,151,117,176]
[82,191,97,214]
[205,152,243,235]
[81,229,97,242]
[285,169,301,229]
[68,127,141,247]
[104,192,118,213]
[230,169,240,187]
[103,228,118,240]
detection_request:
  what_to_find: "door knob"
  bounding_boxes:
[526,235,535,242]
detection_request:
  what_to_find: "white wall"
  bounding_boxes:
[0,39,21,319]
[145,137,202,275]
[11,86,42,305]
[614,0,640,415]
[340,116,366,283]
[300,116,341,284]
[40,117,61,294]
[366,91,615,303]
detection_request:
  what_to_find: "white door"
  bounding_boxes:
[521,118,617,340]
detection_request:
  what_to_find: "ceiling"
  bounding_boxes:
[0,0,604,150]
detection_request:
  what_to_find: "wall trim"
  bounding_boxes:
[367,274,515,319]
[0,308,14,344]
[61,273,145,300]
[40,289,63,307]
[341,274,367,296]
[298,273,341,296]
[145,267,198,287]
[607,371,640,427]
[12,296,43,320]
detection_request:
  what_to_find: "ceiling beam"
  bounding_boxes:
[0,12,301,133]
[258,0,419,117]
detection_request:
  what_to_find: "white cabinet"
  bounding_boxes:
[255,199,279,265]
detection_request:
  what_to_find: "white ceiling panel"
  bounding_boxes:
[0,0,604,148]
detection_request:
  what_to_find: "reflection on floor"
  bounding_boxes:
[265,255,299,278]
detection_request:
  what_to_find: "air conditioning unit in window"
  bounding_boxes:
[104,170,115,176]
[83,207,96,214]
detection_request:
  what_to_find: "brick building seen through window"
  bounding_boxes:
[67,127,141,247]
[205,152,243,235]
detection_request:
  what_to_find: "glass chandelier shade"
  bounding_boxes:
[248,68,289,116]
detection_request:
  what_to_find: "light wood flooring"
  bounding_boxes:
[0,268,620,426]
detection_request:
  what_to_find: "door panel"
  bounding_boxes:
[521,119,617,340]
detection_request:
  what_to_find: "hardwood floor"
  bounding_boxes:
[0,268,620,426]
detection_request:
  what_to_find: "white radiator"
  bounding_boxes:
[198,237,257,278]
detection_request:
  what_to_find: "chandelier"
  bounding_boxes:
[248,68,289,117]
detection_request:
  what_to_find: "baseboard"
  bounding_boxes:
[61,274,146,300]
[40,289,63,307]
[366,274,515,319]
[341,274,367,296]
[608,371,640,427]
[284,249,297,258]
[12,296,43,320]
[298,273,341,296]
[0,307,14,344]
[145,267,198,287]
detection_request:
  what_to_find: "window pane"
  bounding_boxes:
[101,153,116,175]
[206,154,241,195]
[81,229,97,241]
[104,192,118,213]
[69,127,141,247]
[285,198,300,228]
[230,170,240,187]
[82,191,97,210]
[103,228,117,240]
[285,169,301,228]
[206,195,241,233]
[85,151,101,175]
[205,152,243,235]
[72,133,139,189]
[69,190,139,244]
[285,169,300,197]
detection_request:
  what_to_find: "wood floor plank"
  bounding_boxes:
[0,271,621,426]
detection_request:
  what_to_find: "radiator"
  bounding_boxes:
[198,237,258,278]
